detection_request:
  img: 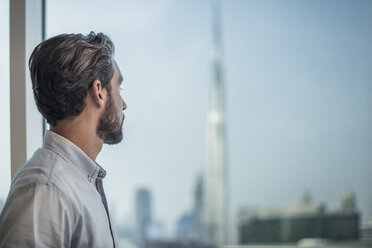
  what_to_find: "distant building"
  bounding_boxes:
[360,218,372,242]
[204,0,228,245]
[238,191,359,244]
[176,212,196,241]
[147,219,166,241]
[176,175,204,242]
[135,188,152,244]
[144,240,215,248]
[339,189,356,213]
[193,175,204,241]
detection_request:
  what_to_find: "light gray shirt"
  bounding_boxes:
[0,131,116,248]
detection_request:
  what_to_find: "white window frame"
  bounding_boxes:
[10,0,44,179]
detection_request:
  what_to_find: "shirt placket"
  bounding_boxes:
[96,169,115,248]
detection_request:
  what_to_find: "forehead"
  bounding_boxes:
[111,59,123,84]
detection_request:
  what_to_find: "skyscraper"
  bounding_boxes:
[193,174,204,240]
[135,188,152,245]
[204,0,228,245]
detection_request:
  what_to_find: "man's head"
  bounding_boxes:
[29,32,126,144]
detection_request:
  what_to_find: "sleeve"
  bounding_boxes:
[0,183,72,248]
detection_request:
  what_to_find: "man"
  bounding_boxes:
[0,32,126,247]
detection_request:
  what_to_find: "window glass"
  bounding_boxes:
[47,0,372,246]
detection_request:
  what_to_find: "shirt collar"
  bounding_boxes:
[43,130,106,184]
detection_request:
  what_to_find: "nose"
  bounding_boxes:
[122,98,127,111]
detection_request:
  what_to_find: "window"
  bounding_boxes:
[47,1,372,246]
[0,0,11,210]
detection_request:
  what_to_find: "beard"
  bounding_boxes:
[96,92,124,145]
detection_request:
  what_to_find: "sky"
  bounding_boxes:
[1,0,372,237]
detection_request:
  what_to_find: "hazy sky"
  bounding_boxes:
[1,0,372,236]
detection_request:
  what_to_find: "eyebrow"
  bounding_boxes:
[118,74,123,85]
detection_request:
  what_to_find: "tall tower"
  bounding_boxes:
[204,0,227,245]
[135,188,152,245]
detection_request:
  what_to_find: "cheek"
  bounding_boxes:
[114,94,123,111]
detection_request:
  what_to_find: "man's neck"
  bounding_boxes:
[51,120,103,161]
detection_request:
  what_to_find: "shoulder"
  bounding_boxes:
[0,147,77,246]
[12,147,60,184]
[11,146,78,193]
[0,181,73,247]
[5,147,75,215]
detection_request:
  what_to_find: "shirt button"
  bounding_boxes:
[88,177,93,182]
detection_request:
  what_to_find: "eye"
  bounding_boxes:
[119,87,124,98]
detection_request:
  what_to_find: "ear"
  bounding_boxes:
[89,79,107,108]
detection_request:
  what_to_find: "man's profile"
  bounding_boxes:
[0,32,126,247]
